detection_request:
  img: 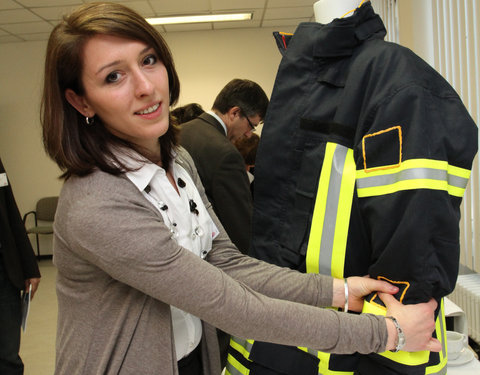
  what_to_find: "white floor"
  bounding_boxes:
[20,259,57,375]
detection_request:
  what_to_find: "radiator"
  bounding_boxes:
[448,273,480,342]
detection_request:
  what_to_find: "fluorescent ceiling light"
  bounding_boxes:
[147,13,252,25]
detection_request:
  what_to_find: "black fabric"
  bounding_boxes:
[249,341,319,375]
[246,1,477,374]
[0,256,23,375]
[0,158,39,374]
[178,344,203,375]
[0,158,40,290]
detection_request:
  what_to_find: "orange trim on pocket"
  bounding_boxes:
[362,126,403,173]
[369,276,410,309]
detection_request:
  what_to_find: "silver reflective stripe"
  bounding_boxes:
[449,173,470,189]
[356,167,469,190]
[439,306,446,359]
[226,363,245,375]
[231,336,253,353]
[319,144,348,275]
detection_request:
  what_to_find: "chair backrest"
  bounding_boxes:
[36,196,59,221]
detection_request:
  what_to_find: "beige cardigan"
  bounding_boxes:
[53,147,388,375]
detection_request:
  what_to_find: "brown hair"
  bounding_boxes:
[212,79,269,119]
[235,133,260,166]
[41,2,180,179]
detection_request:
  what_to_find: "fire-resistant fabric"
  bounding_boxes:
[226,2,478,375]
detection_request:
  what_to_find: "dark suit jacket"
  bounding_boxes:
[180,113,252,254]
[0,158,40,290]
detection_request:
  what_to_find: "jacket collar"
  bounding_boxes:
[197,112,227,136]
[312,1,386,58]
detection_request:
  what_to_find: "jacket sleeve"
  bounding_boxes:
[356,83,477,305]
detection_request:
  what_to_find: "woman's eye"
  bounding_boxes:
[105,72,121,83]
[143,54,157,66]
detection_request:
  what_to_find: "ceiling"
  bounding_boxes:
[0,0,317,44]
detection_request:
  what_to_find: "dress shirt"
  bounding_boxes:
[124,151,219,360]
[207,110,227,135]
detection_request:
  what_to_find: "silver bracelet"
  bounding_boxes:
[386,316,405,352]
[344,278,349,313]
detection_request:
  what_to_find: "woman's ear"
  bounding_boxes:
[65,89,94,117]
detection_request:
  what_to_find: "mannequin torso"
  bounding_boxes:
[314,0,362,24]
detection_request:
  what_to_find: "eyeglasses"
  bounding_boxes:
[240,108,257,131]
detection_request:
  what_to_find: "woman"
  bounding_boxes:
[41,3,440,375]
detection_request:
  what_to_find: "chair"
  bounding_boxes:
[23,196,58,258]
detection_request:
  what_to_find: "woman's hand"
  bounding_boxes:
[332,276,399,312]
[380,293,441,352]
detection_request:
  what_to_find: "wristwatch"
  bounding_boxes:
[386,316,405,352]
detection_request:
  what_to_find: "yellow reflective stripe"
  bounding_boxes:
[229,337,253,360]
[426,300,448,375]
[305,143,356,374]
[306,142,335,274]
[306,143,355,277]
[225,353,250,375]
[331,148,356,279]
[356,159,471,198]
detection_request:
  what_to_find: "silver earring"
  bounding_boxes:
[85,116,94,125]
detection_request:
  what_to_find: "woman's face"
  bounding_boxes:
[66,34,170,154]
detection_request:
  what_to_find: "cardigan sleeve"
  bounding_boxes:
[55,152,388,355]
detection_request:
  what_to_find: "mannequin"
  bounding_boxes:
[314,0,362,24]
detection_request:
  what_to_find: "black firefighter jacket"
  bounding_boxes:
[228,2,478,375]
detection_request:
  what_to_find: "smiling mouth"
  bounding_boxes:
[135,103,160,115]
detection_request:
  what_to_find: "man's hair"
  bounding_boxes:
[41,2,180,179]
[212,79,269,119]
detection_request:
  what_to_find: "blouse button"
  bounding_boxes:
[194,227,204,237]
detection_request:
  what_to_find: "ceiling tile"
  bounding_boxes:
[0,9,43,23]
[0,0,22,10]
[210,0,266,11]
[31,5,83,21]
[16,0,81,6]
[268,0,317,7]
[115,1,155,17]
[0,34,22,42]
[1,20,53,34]
[265,6,313,20]
[150,0,210,15]
[262,18,310,28]
[19,32,52,41]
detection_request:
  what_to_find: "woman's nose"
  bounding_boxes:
[133,71,154,97]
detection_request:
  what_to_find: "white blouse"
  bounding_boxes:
[124,152,219,360]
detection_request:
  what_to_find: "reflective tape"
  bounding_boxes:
[306,143,356,278]
[356,159,471,198]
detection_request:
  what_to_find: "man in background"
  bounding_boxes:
[0,157,41,375]
[180,78,268,255]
